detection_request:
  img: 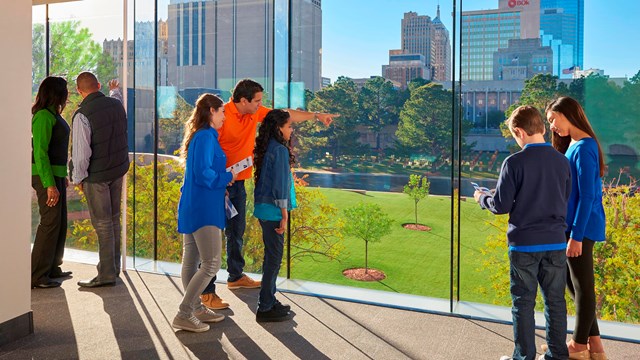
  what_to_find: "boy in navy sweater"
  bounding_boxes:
[475,106,571,360]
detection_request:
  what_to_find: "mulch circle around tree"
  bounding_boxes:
[342,268,386,282]
[402,223,432,231]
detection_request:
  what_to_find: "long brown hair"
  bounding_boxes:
[179,93,224,160]
[546,96,605,177]
[254,109,295,183]
[32,76,68,115]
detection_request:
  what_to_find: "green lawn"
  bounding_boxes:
[288,188,505,304]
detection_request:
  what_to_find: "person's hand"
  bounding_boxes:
[473,190,483,203]
[108,79,120,91]
[276,212,288,234]
[227,170,238,187]
[65,178,69,188]
[46,186,60,207]
[566,238,583,257]
[316,113,339,126]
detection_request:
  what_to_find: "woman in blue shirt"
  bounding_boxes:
[173,94,237,333]
[253,109,296,322]
[547,96,607,360]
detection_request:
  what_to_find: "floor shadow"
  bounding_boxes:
[0,287,79,359]
[83,275,164,360]
[258,311,331,360]
[176,316,270,360]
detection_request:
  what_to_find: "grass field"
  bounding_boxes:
[288,188,505,304]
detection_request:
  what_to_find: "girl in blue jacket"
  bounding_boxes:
[173,94,237,332]
[547,96,607,360]
[253,109,296,322]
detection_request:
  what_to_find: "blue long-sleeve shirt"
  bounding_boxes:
[479,143,571,252]
[253,139,297,221]
[177,126,233,233]
[565,138,606,241]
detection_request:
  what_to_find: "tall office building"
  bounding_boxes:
[167,0,322,96]
[401,11,432,64]
[384,9,451,85]
[431,5,451,82]
[540,0,583,77]
[461,0,540,81]
[291,0,322,91]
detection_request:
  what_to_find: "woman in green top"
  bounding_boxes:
[31,76,71,288]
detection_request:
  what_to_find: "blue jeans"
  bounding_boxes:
[257,219,284,312]
[202,180,247,294]
[84,177,123,282]
[509,250,569,360]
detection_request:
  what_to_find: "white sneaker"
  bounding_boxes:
[499,356,513,360]
[194,307,225,323]
[172,314,210,332]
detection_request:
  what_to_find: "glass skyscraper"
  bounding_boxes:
[540,0,583,74]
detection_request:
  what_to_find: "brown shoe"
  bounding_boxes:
[200,293,229,310]
[227,274,261,289]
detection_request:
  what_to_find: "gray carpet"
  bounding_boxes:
[1,262,638,359]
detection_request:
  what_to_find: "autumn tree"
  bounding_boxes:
[343,202,392,273]
[241,176,346,272]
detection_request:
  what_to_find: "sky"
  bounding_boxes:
[33,0,640,80]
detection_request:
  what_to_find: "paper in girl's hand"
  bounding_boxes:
[470,182,492,195]
[225,195,238,219]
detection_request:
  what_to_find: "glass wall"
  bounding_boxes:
[31,0,123,255]
[285,0,457,303]
[457,0,640,326]
[31,0,640,329]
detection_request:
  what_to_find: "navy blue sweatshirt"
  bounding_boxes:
[479,143,571,252]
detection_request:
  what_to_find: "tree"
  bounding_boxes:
[403,175,430,226]
[32,21,117,91]
[308,76,365,168]
[358,76,403,152]
[343,202,393,273]
[241,176,346,272]
[395,83,455,170]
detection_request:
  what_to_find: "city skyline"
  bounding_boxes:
[33,0,640,82]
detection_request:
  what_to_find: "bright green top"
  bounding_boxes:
[32,107,68,188]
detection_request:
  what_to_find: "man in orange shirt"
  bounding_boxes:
[200,79,337,310]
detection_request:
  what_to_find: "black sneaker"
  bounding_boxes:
[274,300,291,312]
[256,307,290,322]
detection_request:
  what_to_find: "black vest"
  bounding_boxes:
[75,92,130,183]
[32,108,70,167]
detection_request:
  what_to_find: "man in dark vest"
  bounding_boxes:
[71,72,129,288]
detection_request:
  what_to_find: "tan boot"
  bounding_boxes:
[200,293,230,310]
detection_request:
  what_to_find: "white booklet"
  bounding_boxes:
[225,195,238,219]
[470,182,492,195]
[226,156,253,174]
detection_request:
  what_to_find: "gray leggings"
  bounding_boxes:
[179,225,223,317]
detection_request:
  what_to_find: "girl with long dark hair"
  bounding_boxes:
[547,96,607,360]
[174,94,237,332]
[253,109,296,322]
[31,76,71,288]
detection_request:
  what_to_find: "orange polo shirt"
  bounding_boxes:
[218,102,271,180]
